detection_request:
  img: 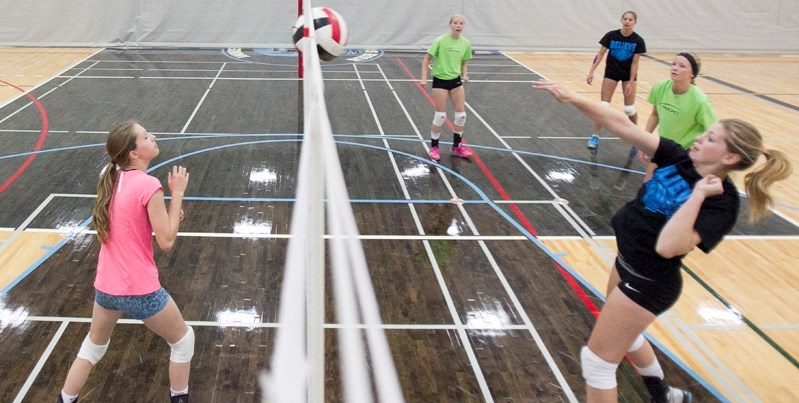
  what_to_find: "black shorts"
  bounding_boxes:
[433,76,463,91]
[603,69,637,82]
[614,256,682,315]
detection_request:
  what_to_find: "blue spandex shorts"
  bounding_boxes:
[95,287,170,320]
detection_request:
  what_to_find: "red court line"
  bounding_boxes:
[0,79,50,193]
[394,56,600,318]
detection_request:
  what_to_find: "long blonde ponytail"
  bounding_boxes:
[721,119,793,222]
[91,121,139,242]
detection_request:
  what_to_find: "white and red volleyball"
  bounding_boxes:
[292,7,348,61]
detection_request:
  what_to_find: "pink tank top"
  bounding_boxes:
[94,169,163,295]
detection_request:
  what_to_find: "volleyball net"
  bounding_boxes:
[261,1,404,402]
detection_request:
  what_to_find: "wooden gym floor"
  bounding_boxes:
[0,47,797,402]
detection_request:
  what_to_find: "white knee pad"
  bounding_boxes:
[581,346,618,389]
[432,112,447,127]
[600,101,610,108]
[169,326,195,363]
[628,334,645,352]
[453,111,466,126]
[623,104,636,116]
[77,334,109,365]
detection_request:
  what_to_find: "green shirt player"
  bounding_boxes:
[643,52,717,179]
[420,14,473,161]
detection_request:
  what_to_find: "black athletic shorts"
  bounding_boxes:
[603,69,637,82]
[432,76,463,90]
[614,255,682,315]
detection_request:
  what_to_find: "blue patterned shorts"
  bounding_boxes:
[95,287,170,320]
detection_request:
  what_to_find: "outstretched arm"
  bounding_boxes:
[532,80,659,156]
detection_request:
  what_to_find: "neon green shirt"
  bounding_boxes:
[427,33,472,80]
[647,79,717,147]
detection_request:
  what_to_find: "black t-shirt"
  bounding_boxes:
[599,29,647,80]
[611,139,739,279]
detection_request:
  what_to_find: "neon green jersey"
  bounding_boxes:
[647,80,717,148]
[427,33,472,80]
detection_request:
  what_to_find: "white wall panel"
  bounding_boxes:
[0,0,796,53]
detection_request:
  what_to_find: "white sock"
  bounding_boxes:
[60,390,79,403]
[637,360,665,379]
[170,386,189,397]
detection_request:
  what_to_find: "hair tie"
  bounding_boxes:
[678,52,699,76]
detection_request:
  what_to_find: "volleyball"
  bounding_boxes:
[292,7,349,61]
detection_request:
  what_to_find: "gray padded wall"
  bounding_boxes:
[1,0,797,53]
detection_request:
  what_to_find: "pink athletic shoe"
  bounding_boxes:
[451,145,472,158]
[429,146,440,161]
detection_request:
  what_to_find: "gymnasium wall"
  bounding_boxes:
[1,0,797,53]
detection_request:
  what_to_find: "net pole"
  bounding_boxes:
[297,0,303,78]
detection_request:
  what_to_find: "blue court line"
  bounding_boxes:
[5,132,799,213]
[6,132,799,215]
[0,132,643,174]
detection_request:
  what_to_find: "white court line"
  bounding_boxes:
[181,62,227,134]
[13,321,70,403]
[56,74,540,84]
[772,208,799,228]
[15,195,798,242]
[538,136,622,140]
[358,64,495,403]
[0,194,56,255]
[660,314,757,402]
[20,315,532,331]
[87,60,249,64]
[0,48,102,111]
[38,228,799,242]
[0,78,79,124]
[56,75,135,79]
[81,68,143,71]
